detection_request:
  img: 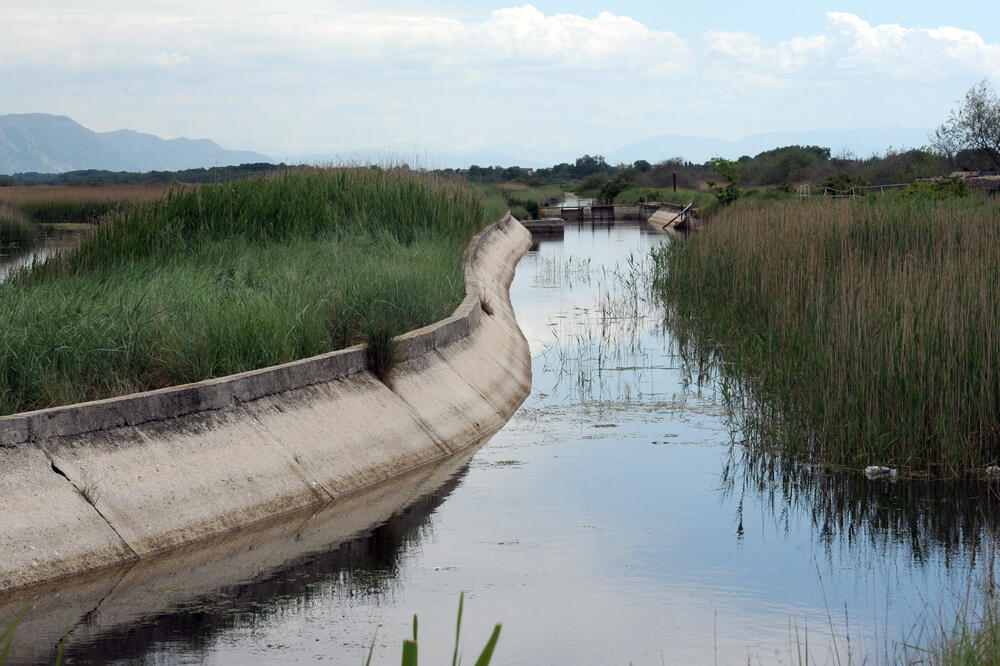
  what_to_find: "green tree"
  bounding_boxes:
[932,79,1000,170]
[573,154,610,178]
[709,157,742,205]
[598,176,633,203]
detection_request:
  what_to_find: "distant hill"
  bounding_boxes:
[0,114,271,174]
[606,127,934,165]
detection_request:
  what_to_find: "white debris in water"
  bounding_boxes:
[864,466,897,480]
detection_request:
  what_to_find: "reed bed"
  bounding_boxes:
[654,197,1000,475]
[0,168,505,416]
[0,203,38,250]
[926,593,1000,665]
[494,184,564,206]
[0,184,183,224]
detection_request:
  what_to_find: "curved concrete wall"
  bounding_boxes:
[0,214,532,592]
[647,203,696,231]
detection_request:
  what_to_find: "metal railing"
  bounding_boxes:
[795,183,908,198]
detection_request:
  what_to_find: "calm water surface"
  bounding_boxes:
[4,222,999,664]
[0,232,85,282]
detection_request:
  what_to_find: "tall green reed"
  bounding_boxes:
[0,204,37,250]
[654,196,1000,475]
[0,169,502,416]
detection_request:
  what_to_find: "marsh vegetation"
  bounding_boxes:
[0,203,37,251]
[0,184,182,224]
[0,168,504,416]
[654,195,1000,475]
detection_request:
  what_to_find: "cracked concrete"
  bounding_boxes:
[0,214,531,592]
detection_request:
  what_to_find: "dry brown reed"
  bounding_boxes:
[0,184,188,224]
[0,184,183,206]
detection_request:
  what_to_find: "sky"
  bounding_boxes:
[2,1,999,165]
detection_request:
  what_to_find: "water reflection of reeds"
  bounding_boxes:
[722,445,1000,570]
[656,232,1000,575]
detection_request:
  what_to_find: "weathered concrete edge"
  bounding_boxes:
[647,203,699,233]
[0,214,514,446]
[0,213,532,593]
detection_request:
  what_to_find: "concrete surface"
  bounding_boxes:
[0,213,532,592]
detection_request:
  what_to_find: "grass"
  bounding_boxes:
[925,591,1000,665]
[614,186,720,216]
[0,204,38,250]
[366,592,501,666]
[0,184,182,224]
[787,573,1000,665]
[614,186,715,207]
[653,195,1000,475]
[479,183,564,221]
[0,168,506,416]
[493,183,564,207]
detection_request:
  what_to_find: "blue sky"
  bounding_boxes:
[441,0,999,42]
[2,1,998,165]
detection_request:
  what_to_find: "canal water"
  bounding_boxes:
[0,231,86,282]
[4,222,999,664]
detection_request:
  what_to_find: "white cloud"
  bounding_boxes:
[1,5,999,159]
[153,52,191,67]
[700,13,1000,82]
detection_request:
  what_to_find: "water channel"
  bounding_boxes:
[3,221,999,664]
[0,225,93,283]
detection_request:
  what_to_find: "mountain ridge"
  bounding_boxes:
[0,113,271,174]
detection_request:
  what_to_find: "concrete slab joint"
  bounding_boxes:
[0,213,533,592]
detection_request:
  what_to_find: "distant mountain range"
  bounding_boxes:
[0,113,937,175]
[0,114,271,174]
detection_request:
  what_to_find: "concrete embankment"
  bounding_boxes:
[647,203,697,232]
[0,213,532,592]
[0,446,482,666]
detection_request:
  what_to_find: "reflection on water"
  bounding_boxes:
[54,459,471,666]
[0,449,479,665]
[0,230,87,282]
[3,222,999,664]
[724,447,1000,570]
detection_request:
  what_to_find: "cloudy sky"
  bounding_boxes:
[2,1,999,164]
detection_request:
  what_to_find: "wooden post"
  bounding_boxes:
[672,172,677,193]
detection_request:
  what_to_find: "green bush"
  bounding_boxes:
[597,176,633,204]
[896,178,969,199]
[820,172,868,193]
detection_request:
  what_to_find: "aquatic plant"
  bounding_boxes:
[366,592,501,666]
[654,196,1000,475]
[0,619,64,666]
[364,305,400,384]
[0,168,506,416]
[0,204,37,250]
[0,184,181,224]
